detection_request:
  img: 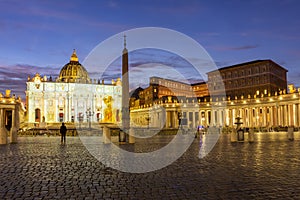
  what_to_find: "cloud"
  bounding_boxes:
[0,64,60,99]
[209,44,259,51]
[230,45,259,50]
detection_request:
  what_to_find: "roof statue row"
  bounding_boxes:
[26,50,121,86]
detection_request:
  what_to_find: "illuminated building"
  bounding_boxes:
[25,50,122,125]
[207,60,288,99]
[0,90,25,144]
[131,90,300,129]
[130,60,300,130]
[134,77,207,108]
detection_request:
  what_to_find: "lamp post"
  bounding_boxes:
[78,114,83,130]
[145,116,150,129]
[178,112,182,130]
[235,116,244,141]
[86,108,94,130]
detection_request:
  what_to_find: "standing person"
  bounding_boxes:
[60,122,67,144]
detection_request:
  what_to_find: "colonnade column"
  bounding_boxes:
[248,108,251,127]
[263,107,267,127]
[231,109,235,127]
[294,104,298,127]
[172,111,177,128]
[270,106,274,127]
[278,105,282,126]
[229,109,232,127]
[295,104,300,127]
[10,109,17,143]
[289,104,294,126]
[283,105,288,126]
[274,105,277,126]
[0,108,7,144]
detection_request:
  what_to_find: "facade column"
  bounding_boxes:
[65,96,68,122]
[43,94,47,122]
[68,95,71,122]
[70,97,73,122]
[74,99,78,122]
[55,95,58,122]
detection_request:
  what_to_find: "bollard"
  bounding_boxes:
[0,127,8,144]
[230,129,237,142]
[288,127,294,141]
[119,130,127,144]
[103,126,111,144]
[248,128,254,143]
[10,127,18,143]
[128,128,135,144]
[237,128,244,141]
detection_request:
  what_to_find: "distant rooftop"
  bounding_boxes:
[208,59,288,74]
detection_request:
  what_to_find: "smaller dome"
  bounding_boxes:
[58,50,91,83]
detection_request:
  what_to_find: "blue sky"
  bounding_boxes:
[0,0,300,98]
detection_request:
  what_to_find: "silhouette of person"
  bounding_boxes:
[60,122,67,144]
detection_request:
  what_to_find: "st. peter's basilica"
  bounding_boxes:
[25,50,122,125]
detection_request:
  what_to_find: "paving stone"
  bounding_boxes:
[0,133,300,199]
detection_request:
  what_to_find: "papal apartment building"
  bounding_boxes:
[207,60,288,99]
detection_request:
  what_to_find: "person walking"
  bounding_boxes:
[60,122,67,144]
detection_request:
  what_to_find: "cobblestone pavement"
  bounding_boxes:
[1,132,300,199]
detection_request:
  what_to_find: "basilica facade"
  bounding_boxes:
[25,50,122,125]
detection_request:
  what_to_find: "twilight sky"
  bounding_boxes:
[0,0,300,99]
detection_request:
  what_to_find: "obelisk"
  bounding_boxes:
[120,35,129,143]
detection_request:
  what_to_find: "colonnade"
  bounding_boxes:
[0,90,24,144]
[130,93,300,129]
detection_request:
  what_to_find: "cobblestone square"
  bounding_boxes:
[1,132,300,199]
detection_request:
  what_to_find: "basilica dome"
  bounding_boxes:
[58,50,91,83]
